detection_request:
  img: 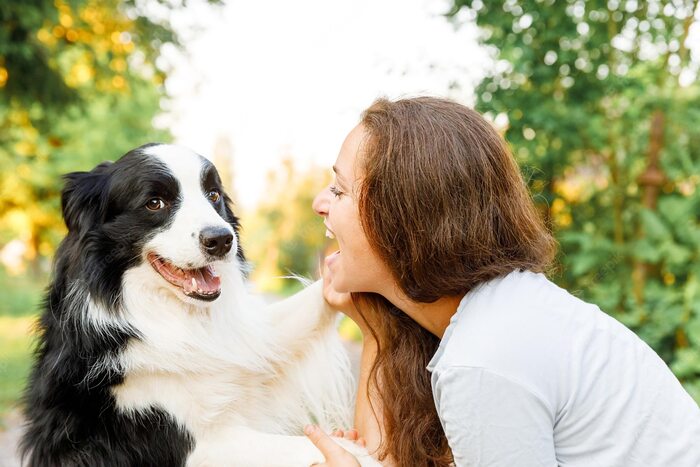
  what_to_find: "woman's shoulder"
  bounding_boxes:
[429,269,652,400]
[442,269,599,344]
[451,268,629,338]
[429,271,576,382]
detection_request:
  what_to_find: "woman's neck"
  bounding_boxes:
[380,284,463,338]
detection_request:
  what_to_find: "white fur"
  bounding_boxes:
[89,145,380,466]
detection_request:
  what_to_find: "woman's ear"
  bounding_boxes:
[61,161,112,234]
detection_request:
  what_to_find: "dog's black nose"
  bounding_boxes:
[200,227,233,257]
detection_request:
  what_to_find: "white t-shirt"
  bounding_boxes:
[427,270,700,467]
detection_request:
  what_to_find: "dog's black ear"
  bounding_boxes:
[62,161,112,234]
[222,193,246,264]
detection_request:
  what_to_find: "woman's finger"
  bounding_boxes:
[304,425,348,458]
[329,427,358,441]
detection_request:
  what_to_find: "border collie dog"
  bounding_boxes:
[20,144,378,466]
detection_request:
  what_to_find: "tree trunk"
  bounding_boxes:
[632,110,666,304]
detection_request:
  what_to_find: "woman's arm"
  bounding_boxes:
[433,366,556,466]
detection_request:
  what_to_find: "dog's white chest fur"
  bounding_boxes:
[107,267,366,465]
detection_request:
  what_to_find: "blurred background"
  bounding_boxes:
[1,0,699,461]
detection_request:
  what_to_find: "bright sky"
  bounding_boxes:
[161,0,490,209]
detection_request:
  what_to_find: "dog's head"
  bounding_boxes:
[61,143,243,307]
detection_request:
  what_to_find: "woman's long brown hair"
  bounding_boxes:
[352,97,557,466]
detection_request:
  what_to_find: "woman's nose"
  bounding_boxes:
[312,185,330,216]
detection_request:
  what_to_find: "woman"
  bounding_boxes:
[304,97,700,466]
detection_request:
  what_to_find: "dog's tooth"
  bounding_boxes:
[191,278,197,288]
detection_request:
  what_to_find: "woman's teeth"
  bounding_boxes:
[325,229,335,239]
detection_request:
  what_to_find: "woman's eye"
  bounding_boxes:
[146,198,165,211]
[329,185,343,198]
[208,190,221,203]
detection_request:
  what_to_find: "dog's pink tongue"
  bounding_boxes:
[182,266,221,294]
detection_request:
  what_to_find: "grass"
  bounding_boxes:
[0,316,36,419]
[0,268,47,317]
[0,268,45,421]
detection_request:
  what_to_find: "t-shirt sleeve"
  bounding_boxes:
[432,366,558,467]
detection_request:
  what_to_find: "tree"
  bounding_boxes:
[0,0,221,271]
[449,0,700,401]
[243,159,332,295]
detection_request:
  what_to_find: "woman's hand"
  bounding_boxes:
[330,428,366,448]
[320,259,371,335]
[304,425,361,467]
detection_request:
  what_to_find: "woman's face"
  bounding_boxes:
[312,124,393,295]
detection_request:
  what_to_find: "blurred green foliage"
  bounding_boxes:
[0,316,34,417]
[450,0,700,401]
[0,0,225,269]
[0,267,46,317]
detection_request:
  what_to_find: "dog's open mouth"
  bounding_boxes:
[147,253,221,301]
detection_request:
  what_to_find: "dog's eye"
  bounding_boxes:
[207,190,221,203]
[146,198,165,211]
